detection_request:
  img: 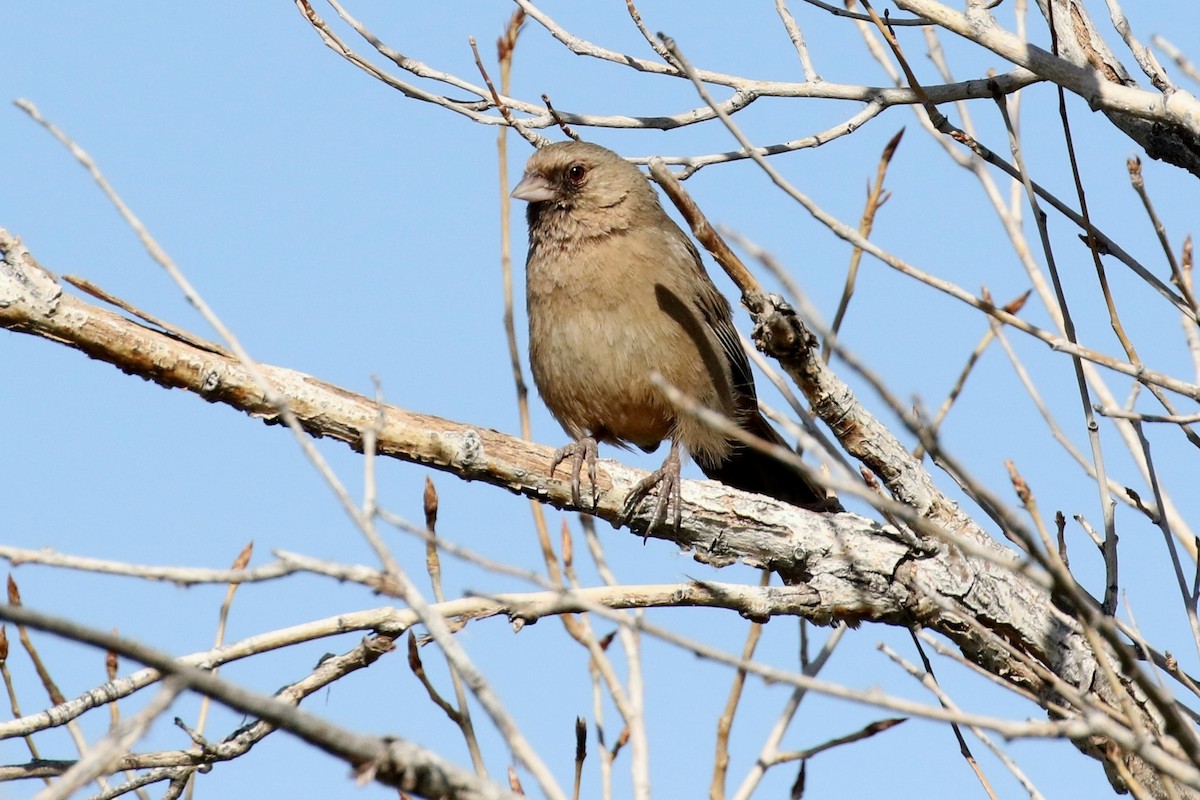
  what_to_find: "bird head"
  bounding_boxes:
[511,141,653,216]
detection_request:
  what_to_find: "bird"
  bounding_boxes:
[511,140,839,527]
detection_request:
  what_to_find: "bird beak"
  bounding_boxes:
[511,173,556,203]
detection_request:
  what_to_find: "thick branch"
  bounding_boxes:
[1,229,1193,794]
[898,0,1200,176]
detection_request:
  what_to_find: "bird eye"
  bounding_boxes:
[566,163,587,184]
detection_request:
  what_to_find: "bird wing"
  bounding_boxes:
[678,234,761,411]
[680,234,840,508]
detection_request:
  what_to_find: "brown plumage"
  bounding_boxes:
[511,141,838,523]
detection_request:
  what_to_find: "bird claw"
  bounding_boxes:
[550,436,600,510]
[619,447,683,537]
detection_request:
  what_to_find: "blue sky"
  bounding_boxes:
[4,2,1200,798]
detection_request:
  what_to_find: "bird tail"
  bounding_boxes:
[698,411,841,512]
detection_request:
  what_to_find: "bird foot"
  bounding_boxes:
[550,436,600,509]
[620,447,683,536]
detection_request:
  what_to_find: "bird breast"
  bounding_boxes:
[526,225,737,457]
